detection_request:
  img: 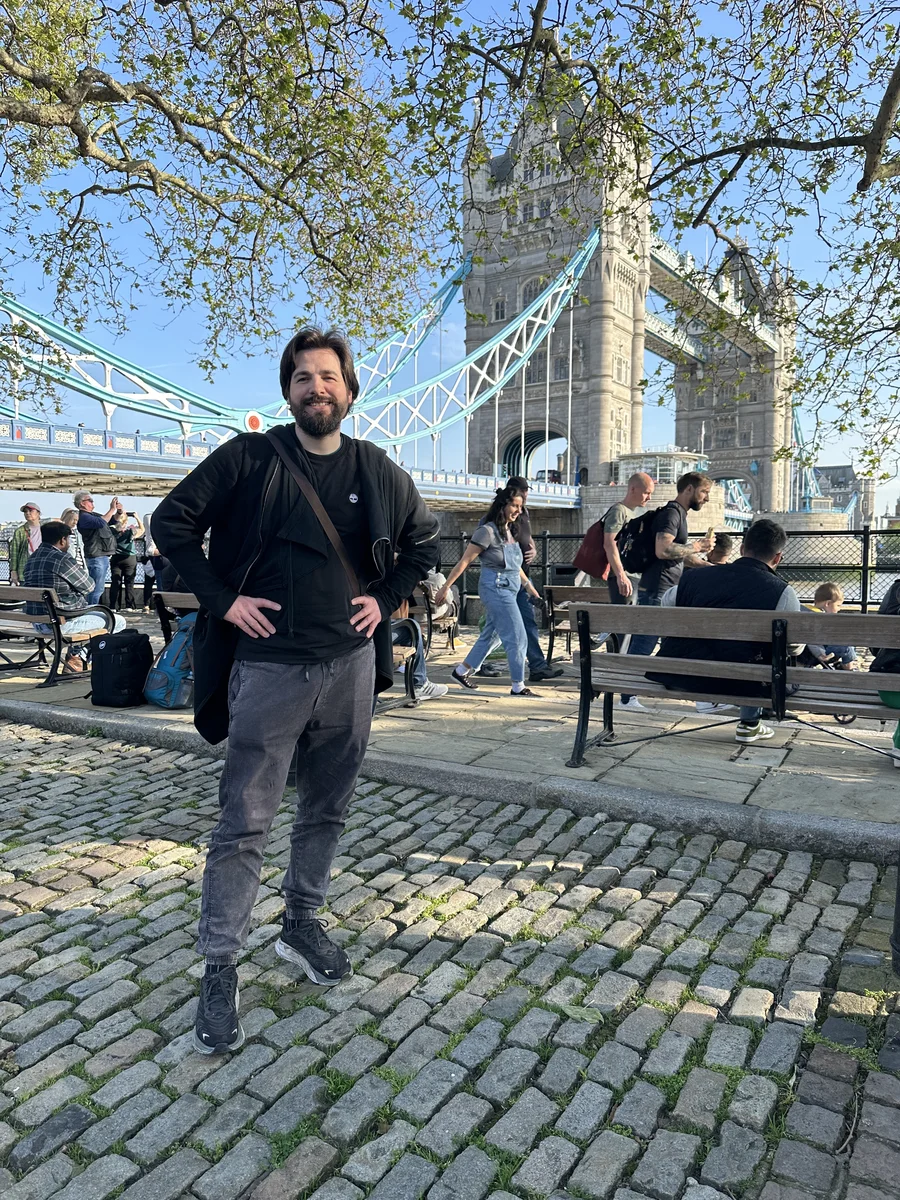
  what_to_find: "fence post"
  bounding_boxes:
[541,531,550,592]
[861,524,871,614]
[459,533,470,621]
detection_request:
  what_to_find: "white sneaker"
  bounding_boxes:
[735,721,775,745]
[619,697,653,712]
[695,701,739,715]
[417,681,449,701]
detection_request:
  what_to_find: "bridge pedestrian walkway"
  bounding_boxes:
[0,617,894,850]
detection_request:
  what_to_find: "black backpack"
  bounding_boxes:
[88,629,154,707]
[617,505,668,574]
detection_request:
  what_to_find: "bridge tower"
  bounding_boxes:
[464,118,795,513]
[462,118,651,486]
[672,251,795,513]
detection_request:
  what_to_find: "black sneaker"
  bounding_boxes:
[194,966,245,1055]
[475,662,502,677]
[275,918,353,986]
[530,666,564,681]
[451,666,479,690]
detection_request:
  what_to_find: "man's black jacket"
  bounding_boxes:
[151,424,440,744]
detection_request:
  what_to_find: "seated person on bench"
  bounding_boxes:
[23,521,125,671]
[648,519,802,746]
[707,532,734,565]
[391,617,448,702]
[799,582,857,670]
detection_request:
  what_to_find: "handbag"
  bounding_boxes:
[265,431,360,596]
[573,509,612,580]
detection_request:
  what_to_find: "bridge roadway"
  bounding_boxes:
[0,416,582,508]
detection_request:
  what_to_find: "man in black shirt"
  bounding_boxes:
[152,328,438,1055]
[622,471,713,709]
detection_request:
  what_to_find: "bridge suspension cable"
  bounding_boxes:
[0,259,472,439]
[258,257,473,424]
[350,229,601,447]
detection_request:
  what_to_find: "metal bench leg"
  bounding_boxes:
[567,610,596,768]
[405,658,418,706]
[36,623,64,688]
[547,624,555,666]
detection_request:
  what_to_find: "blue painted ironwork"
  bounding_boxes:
[792,411,822,511]
[0,414,580,505]
[351,230,601,446]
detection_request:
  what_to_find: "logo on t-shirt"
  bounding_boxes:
[349,493,359,504]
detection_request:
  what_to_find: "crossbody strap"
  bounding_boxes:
[265,431,361,597]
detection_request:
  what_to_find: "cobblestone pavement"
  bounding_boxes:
[1,722,900,1200]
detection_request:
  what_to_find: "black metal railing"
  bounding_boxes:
[440,527,900,613]
[3,527,896,613]
[0,537,149,585]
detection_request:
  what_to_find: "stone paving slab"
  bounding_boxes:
[0,721,899,1199]
[0,620,899,830]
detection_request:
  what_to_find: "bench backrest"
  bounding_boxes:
[570,602,900,648]
[0,586,62,624]
[547,586,610,606]
[156,592,201,611]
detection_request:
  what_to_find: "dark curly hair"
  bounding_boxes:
[482,485,526,537]
[279,327,359,400]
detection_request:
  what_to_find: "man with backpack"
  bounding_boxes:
[152,326,439,1056]
[619,471,714,708]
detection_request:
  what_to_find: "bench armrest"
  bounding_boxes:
[62,605,117,634]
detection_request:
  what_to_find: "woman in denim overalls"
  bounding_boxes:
[436,486,543,697]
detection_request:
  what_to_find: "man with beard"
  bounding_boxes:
[152,328,439,1054]
[623,471,713,674]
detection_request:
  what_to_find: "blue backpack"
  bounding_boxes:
[144,611,197,709]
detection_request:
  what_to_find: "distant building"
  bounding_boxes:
[814,465,876,527]
[611,447,710,486]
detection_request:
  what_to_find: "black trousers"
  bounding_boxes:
[109,554,137,609]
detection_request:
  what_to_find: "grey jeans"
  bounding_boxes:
[198,641,376,963]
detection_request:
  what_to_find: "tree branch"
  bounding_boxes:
[858,50,900,190]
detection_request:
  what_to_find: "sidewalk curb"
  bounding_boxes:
[2,698,898,862]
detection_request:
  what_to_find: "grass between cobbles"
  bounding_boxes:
[0,782,893,1198]
[268,1115,322,1166]
[802,1027,882,1073]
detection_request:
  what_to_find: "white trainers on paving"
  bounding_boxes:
[418,681,449,701]
[695,701,739,715]
[735,721,775,744]
[619,697,653,712]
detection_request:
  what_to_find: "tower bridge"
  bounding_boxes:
[0,110,855,529]
[462,116,795,516]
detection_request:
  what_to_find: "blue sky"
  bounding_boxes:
[2,8,895,526]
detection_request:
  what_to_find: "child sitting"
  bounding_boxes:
[707,532,734,565]
[801,582,857,669]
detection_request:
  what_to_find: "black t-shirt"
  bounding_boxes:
[235,435,373,664]
[640,501,688,596]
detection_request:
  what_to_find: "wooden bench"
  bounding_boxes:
[155,591,421,709]
[408,583,459,658]
[376,617,421,711]
[0,586,116,687]
[545,585,610,664]
[567,602,900,768]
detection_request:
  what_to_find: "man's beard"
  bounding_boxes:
[291,397,349,437]
[689,495,704,510]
